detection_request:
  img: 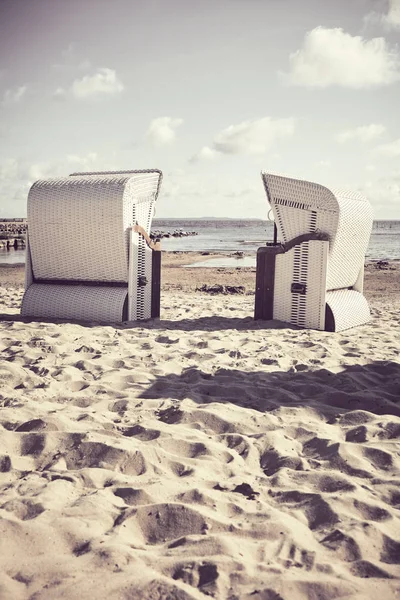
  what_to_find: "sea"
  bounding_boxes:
[1,219,399,267]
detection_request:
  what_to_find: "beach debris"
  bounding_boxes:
[375,260,390,270]
[196,284,245,295]
[230,251,244,258]
[150,229,198,240]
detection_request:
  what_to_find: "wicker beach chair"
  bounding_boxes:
[21,169,163,323]
[255,172,373,331]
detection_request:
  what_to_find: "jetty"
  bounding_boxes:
[0,219,27,249]
[150,228,198,240]
[0,219,197,250]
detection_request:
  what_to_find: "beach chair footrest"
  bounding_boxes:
[21,283,128,322]
[325,289,371,332]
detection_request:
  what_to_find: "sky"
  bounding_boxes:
[0,0,399,219]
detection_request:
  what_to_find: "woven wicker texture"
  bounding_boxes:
[274,240,328,329]
[260,172,373,331]
[326,290,371,332]
[21,284,128,322]
[326,191,373,290]
[22,169,162,323]
[28,171,161,283]
[261,172,372,290]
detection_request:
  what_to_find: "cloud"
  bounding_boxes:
[193,117,295,160]
[384,0,400,28]
[315,160,331,167]
[0,153,108,217]
[365,0,400,30]
[374,138,400,156]
[2,85,27,106]
[189,146,219,163]
[282,27,400,88]
[145,117,183,146]
[0,158,60,217]
[71,68,124,99]
[334,123,386,143]
[66,152,98,172]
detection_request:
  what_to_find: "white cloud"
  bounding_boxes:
[27,162,59,181]
[204,117,295,157]
[145,117,183,146]
[71,68,124,99]
[315,160,331,167]
[335,123,386,143]
[282,27,400,88]
[366,0,400,30]
[374,138,400,156]
[0,154,106,217]
[0,158,60,217]
[189,146,219,163]
[66,152,99,172]
[384,0,400,28]
[2,85,27,106]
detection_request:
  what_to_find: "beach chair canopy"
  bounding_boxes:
[255,172,373,331]
[21,169,163,323]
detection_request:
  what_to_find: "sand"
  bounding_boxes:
[0,257,399,599]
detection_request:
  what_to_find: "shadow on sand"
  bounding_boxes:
[139,361,400,419]
[0,312,293,332]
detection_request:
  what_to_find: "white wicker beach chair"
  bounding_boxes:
[255,172,373,331]
[21,169,163,323]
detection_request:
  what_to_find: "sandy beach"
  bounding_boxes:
[0,255,399,599]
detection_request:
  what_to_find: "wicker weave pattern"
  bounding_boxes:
[262,174,372,290]
[22,169,162,323]
[274,240,328,329]
[28,173,160,283]
[260,172,373,331]
[21,284,127,322]
[326,290,371,332]
[326,193,373,290]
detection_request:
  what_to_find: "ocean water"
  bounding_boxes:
[0,247,26,265]
[0,219,398,265]
[153,219,400,261]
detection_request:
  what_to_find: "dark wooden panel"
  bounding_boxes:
[151,249,161,318]
[254,248,276,320]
